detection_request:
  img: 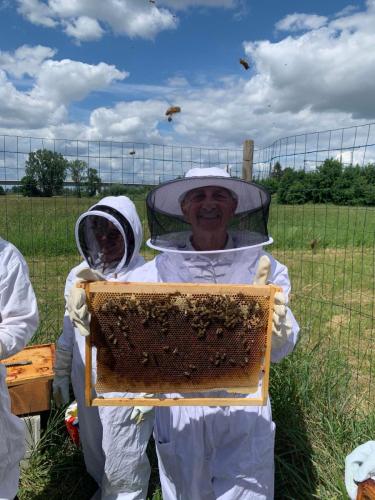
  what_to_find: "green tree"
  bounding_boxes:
[85,168,101,197]
[311,158,343,203]
[0,186,5,195]
[21,149,68,197]
[20,175,40,197]
[271,161,283,181]
[69,159,88,197]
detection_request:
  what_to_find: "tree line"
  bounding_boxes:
[257,159,375,205]
[19,149,101,197]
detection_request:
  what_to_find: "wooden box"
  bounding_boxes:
[2,343,55,415]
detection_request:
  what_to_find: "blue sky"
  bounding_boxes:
[0,0,373,148]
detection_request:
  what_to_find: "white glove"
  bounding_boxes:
[345,441,375,499]
[0,339,4,360]
[53,344,73,407]
[130,394,155,424]
[66,267,104,337]
[253,255,293,352]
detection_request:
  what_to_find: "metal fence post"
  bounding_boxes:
[242,139,254,181]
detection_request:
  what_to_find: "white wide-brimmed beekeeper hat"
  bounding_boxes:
[146,167,273,254]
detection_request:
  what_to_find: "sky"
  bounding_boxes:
[0,0,374,149]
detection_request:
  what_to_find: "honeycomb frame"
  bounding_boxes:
[80,281,280,406]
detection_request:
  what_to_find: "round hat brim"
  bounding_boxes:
[147,176,270,216]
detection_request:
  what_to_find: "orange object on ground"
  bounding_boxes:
[65,401,80,446]
[357,478,375,500]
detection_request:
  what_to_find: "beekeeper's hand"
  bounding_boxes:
[130,394,155,424]
[66,268,104,337]
[53,344,73,407]
[253,255,293,352]
[345,441,375,499]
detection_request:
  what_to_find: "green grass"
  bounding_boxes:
[1,196,374,256]
[0,195,372,499]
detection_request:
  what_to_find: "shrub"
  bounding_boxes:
[284,181,308,204]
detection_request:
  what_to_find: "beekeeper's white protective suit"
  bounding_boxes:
[131,247,298,500]
[0,238,39,500]
[55,197,154,500]
[130,167,300,499]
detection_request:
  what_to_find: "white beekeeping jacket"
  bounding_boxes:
[0,238,39,496]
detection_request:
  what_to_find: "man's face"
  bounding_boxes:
[181,186,237,233]
[92,218,125,263]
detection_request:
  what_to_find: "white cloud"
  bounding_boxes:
[17,0,177,41]
[275,13,327,32]
[0,45,56,78]
[243,2,375,119]
[0,46,127,130]
[2,2,375,152]
[31,59,127,105]
[64,16,104,42]
[17,0,56,27]
[87,100,167,142]
[0,70,67,128]
[166,76,189,87]
[158,0,236,9]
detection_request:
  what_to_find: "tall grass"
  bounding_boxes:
[272,345,375,499]
[1,196,374,256]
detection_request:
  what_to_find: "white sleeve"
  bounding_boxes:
[56,312,76,352]
[0,250,39,359]
[265,252,300,363]
[57,264,83,352]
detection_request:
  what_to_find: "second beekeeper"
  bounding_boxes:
[53,196,154,500]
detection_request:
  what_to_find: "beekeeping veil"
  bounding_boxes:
[146,167,272,254]
[75,196,143,277]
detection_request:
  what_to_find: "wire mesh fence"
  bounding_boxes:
[0,129,374,416]
[253,122,375,178]
[0,124,375,498]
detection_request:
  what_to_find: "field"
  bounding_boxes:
[1,195,374,499]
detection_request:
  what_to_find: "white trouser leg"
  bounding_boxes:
[71,359,105,486]
[99,404,154,500]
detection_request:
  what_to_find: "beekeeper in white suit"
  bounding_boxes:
[130,167,300,499]
[0,238,39,500]
[345,441,375,499]
[53,196,154,499]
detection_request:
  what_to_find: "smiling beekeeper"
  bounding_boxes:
[129,167,300,499]
[0,237,39,500]
[53,196,154,499]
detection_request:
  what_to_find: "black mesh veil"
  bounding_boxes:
[146,176,272,253]
[75,205,135,276]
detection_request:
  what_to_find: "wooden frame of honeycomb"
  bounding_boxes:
[80,281,280,406]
